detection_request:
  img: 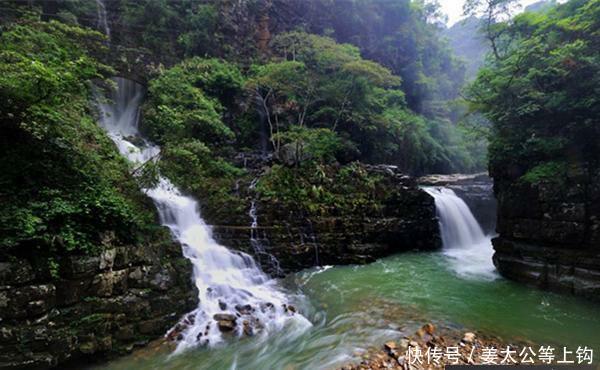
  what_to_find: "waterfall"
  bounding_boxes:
[95,0,111,41]
[95,78,310,352]
[248,178,283,276]
[424,187,497,280]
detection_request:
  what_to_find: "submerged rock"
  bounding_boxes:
[235,304,253,315]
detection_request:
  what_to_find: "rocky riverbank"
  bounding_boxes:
[341,324,532,370]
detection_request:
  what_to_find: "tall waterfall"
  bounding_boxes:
[95,0,111,41]
[424,187,497,280]
[95,78,309,352]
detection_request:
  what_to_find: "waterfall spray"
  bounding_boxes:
[424,187,497,280]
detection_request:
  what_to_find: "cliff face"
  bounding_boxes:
[491,163,600,301]
[0,241,196,369]
[209,161,441,274]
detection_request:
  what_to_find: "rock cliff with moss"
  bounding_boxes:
[468,0,600,300]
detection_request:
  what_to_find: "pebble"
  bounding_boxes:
[423,323,435,335]
[462,332,476,344]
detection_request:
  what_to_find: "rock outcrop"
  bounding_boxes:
[0,241,196,369]
[419,173,497,234]
[491,164,600,301]
[210,160,441,274]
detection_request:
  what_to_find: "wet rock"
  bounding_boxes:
[217,320,236,332]
[213,313,236,322]
[91,269,128,297]
[235,304,252,315]
[423,323,435,335]
[0,240,196,369]
[99,248,117,270]
[492,155,600,301]
[167,324,185,341]
[184,313,195,326]
[210,162,440,274]
[213,312,237,332]
[242,320,253,336]
[399,339,410,350]
[462,332,476,344]
[384,341,397,351]
[0,260,35,285]
[63,255,101,278]
[0,284,56,319]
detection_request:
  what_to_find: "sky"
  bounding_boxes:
[440,0,550,26]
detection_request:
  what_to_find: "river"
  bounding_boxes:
[93,78,600,370]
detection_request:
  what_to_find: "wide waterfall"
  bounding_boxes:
[95,78,310,352]
[424,187,497,280]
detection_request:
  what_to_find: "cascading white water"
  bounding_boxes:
[95,0,111,41]
[424,187,497,280]
[95,78,310,352]
[248,178,283,276]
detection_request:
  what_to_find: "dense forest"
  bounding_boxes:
[0,0,490,257]
[1,0,599,369]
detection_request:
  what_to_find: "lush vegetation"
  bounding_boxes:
[140,58,248,221]
[4,0,489,174]
[468,0,599,183]
[0,20,161,260]
[0,0,499,261]
[257,162,388,217]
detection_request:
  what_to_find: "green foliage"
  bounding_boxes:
[143,58,243,145]
[278,0,466,116]
[469,0,599,181]
[141,58,248,222]
[274,127,344,164]
[247,32,482,174]
[0,21,157,256]
[521,161,567,184]
[257,162,385,216]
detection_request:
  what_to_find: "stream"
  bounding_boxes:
[94,249,600,369]
[93,78,600,370]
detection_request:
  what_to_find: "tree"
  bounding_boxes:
[247,61,317,155]
[468,0,599,181]
[463,0,520,60]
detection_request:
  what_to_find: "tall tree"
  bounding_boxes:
[463,0,519,60]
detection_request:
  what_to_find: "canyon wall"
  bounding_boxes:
[0,241,196,369]
[491,163,600,301]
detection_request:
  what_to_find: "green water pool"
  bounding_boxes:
[95,251,600,370]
